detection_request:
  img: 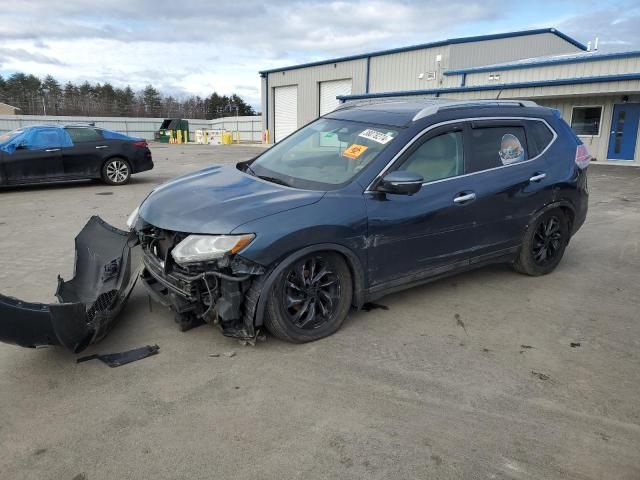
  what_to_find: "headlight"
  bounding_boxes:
[171,234,255,265]
[126,206,140,229]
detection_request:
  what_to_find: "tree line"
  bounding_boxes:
[0,73,256,119]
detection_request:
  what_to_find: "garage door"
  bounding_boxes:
[319,79,352,116]
[274,85,298,143]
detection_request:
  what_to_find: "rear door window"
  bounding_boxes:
[466,125,528,173]
[66,128,103,144]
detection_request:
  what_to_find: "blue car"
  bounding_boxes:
[0,99,589,351]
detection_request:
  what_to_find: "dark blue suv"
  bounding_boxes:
[132,99,588,344]
[0,99,589,352]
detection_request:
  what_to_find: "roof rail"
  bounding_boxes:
[334,97,427,111]
[412,99,538,121]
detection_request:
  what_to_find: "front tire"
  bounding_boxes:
[102,158,131,185]
[264,252,353,343]
[515,209,569,276]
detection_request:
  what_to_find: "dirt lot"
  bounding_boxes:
[1,144,639,480]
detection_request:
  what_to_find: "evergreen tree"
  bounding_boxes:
[0,71,256,119]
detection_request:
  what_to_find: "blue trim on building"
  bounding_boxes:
[336,73,640,101]
[258,28,587,75]
[444,50,640,76]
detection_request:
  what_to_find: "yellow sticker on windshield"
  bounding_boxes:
[342,144,368,160]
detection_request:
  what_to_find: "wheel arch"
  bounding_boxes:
[527,200,575,234]
[102,154,130,169]
[251,243,367,328]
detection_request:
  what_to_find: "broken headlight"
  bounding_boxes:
[170,234,255,266]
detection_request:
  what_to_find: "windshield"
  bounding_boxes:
[248,118,400,190]
[0,129,25,144]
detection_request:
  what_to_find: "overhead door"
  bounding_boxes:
[319,79,352,116]
[274,85,298,143]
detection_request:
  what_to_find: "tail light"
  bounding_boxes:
[575,144,591,169]
[133,140,148,148]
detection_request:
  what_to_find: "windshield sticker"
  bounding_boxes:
[499,134,524,165]
[342,144,369,160]
[358,128,394,145]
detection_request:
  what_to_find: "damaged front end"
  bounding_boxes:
[137,224,264,341]
[0,217,140,353]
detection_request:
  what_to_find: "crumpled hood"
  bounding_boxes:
[138,164,325,234]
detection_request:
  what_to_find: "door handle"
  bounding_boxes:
[95,145,109,149]
[453,192,476,204]
[529,173,546,183]
[45,148,60,152]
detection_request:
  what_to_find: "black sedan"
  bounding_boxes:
[0,124,154,186]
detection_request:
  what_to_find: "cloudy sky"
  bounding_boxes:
[1,0,639,109]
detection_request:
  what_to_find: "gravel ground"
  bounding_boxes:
[0,145,639,480]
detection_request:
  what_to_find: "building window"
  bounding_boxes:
[571,106,602,136]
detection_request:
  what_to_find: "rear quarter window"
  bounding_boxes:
[66,128,103,143]
[526,120,555,158]
[466,125,528,173]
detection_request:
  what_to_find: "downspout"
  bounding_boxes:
[365,56,371,94]
[461,73,466,87]
[263,74,269,143]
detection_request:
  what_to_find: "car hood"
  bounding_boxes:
[138,164,325,234]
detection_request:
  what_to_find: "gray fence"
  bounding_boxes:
[0,115,262,143]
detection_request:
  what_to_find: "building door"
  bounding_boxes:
[607,103,640,160]
[319,79,352,116]
[274,85,298,143]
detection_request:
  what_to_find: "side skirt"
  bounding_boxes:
[365,246,519,302]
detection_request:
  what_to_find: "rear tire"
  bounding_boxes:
[101,158,131,185]
[514,209,569,276]
[264,252,352,343]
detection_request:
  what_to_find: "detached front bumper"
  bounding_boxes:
[0,216,140,353]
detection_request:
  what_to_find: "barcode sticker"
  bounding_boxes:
[358,128,394,144]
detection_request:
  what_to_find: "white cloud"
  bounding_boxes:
[0,0,638,110]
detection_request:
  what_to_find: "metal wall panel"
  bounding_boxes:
[368,46,451,93]
[449,32,581,70]
[266,58,368,136]
[463,56,640,87]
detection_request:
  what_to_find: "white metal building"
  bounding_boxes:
[260,28,640,165]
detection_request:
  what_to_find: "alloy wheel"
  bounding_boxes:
[282,256,341,329]
[106,160,129,183]
[531,215,564,266]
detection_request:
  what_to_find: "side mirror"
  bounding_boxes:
[16,141,28,150]
[376,171,423,195]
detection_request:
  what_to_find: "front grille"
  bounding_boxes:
[143,250,198,299]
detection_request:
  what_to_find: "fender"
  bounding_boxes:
[252,243,367,327]
[526,200,577,235]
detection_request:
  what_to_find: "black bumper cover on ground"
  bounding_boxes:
[0,216,140,353]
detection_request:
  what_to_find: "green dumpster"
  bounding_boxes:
[155,119,189,143]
